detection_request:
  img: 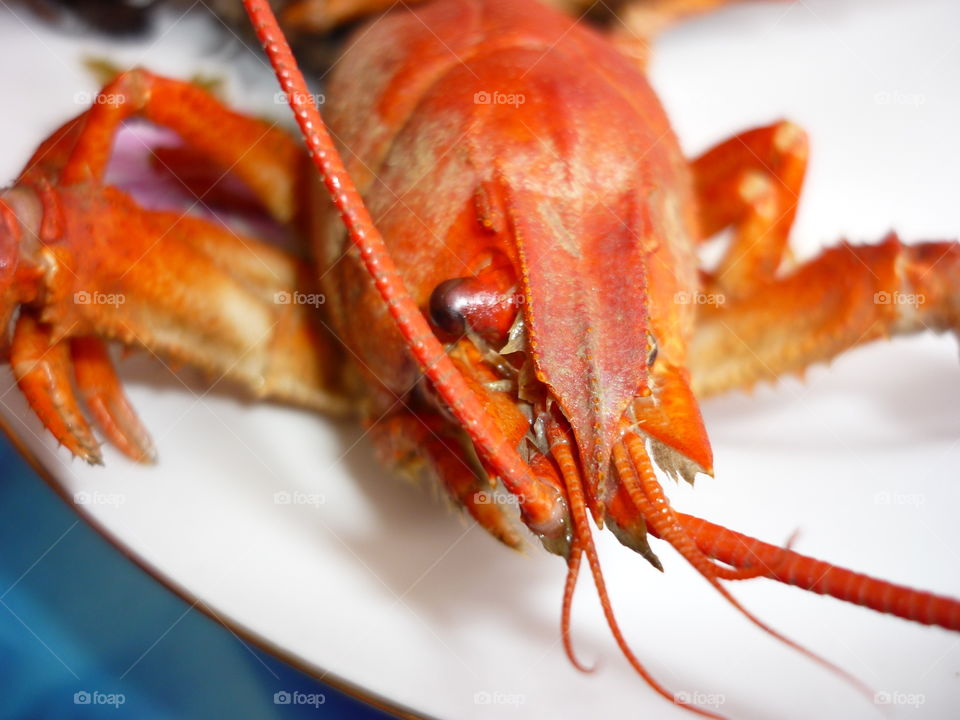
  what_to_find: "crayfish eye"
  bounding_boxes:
[427,266,520,347]
[428,278,470,338]
[646,333,658,367]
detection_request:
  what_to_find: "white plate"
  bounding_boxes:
[1,2,959,718]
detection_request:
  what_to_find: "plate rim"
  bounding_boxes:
[0,414,433,720]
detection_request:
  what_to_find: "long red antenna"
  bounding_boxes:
[675,512,960,631]
[240,0,566,540]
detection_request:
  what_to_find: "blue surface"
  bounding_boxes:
[0,435,395,720]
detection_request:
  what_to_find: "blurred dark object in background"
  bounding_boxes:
[201,0,361,73]
[15,0,351,72]
[14,0,740,74]
[19,0,163,36]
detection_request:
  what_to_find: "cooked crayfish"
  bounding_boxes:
[0,0,958,716]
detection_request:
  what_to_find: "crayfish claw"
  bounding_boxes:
[71,337,156,464]
[11,312,103,465]
[8,313,157,465]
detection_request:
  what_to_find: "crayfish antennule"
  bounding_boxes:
[561,542,596,673]
[619,434,876,706]
[550,435,722,718]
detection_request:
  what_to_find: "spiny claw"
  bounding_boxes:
[11,311,103,464]
[0,69,352,463]
[71,337,156,463]
[1,177,345,462]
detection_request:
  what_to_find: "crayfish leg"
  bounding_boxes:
[692,120,809,298]
[608,0,748,68]
[690,120,960,396]
[147,145,271,218]
[690,234,960,397]
[57,68,302,223]
[369,412,526,550]
[280,0,405,33]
